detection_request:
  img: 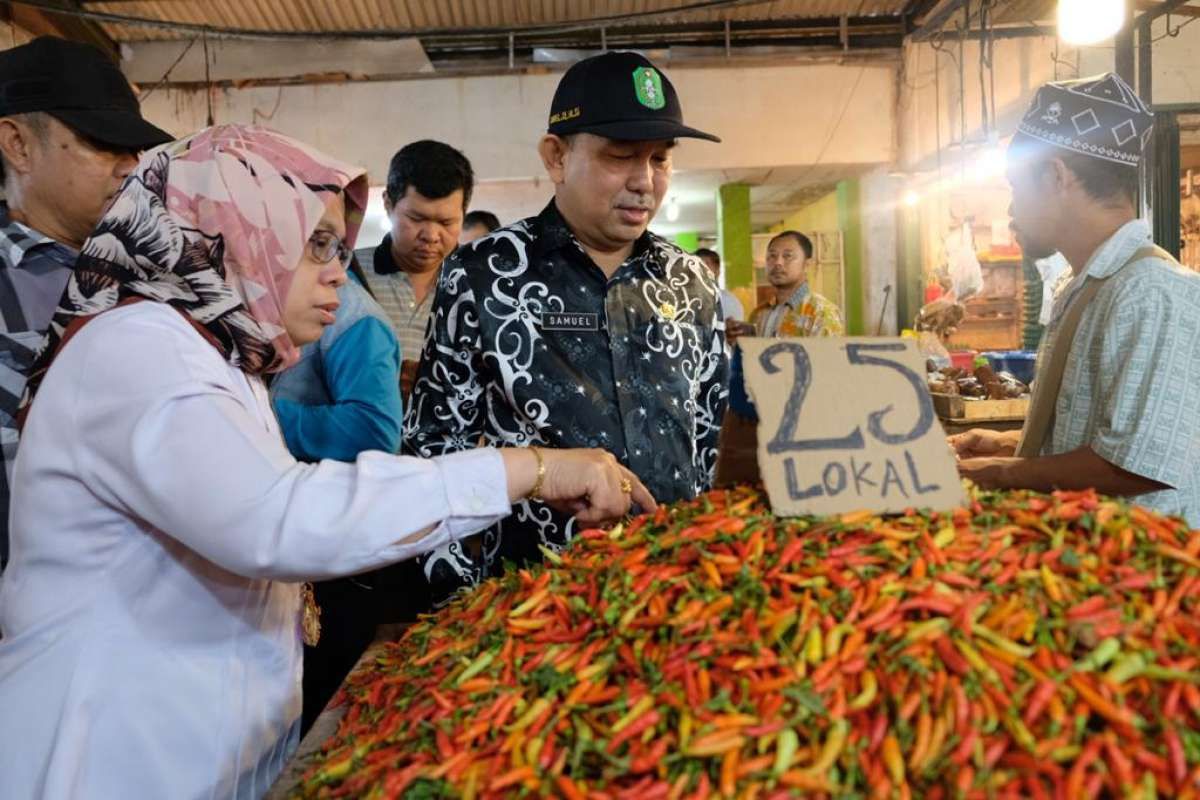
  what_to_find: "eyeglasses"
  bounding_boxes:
[308,230,352,266]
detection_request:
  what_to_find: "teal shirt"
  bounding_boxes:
[1039,220,1200,526]
[271,279,403,463]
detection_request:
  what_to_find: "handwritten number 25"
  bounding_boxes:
[759,342,935,455]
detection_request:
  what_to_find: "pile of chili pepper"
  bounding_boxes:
[294,487,1200,799]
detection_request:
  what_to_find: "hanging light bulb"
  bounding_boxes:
[968,144,1008,183]
[665,197,681,222]
[902,190,921,208]
[1057,0,1124,46]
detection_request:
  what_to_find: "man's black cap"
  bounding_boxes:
[547,51,720,143]
[0,36,172,151]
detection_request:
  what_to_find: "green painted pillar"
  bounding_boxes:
[717,183,753,289]
[837,179,865,335]
[674,231,700,252]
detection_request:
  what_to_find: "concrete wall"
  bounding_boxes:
[768,190,840,235]
[1146,16,1200,106]
[136,61,898,183]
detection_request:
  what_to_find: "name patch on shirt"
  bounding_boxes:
[541,312,600,331]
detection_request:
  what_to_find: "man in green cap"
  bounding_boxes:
[401,51,727,610]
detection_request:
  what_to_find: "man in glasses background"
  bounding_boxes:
[354,140,474,402]
[269,222,404,733]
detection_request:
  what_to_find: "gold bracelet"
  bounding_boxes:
[527,447,546,501]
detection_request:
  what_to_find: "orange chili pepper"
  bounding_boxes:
[719,746,739,797]
[489,765,536,792]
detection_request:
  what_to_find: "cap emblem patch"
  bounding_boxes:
[633,67,665,110]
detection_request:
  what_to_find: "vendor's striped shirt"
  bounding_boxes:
[354,236,438,363]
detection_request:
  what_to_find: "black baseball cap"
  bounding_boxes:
[547,51,720,143]
[0,36,172,151]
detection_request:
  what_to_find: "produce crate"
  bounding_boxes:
[931,392,1029,422]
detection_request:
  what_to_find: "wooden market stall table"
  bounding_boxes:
[933,392,1028,436]
[266,624,408,800]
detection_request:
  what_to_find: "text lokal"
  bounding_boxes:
[783,450,942,502]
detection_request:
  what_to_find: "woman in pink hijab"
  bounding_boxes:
[0,126,652,799]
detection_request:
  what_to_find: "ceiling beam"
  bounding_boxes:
[385,13,915,56]
[1135,0,1200,18]
[3,0,117,57]
[903,0,944,32]
[908,0,973,42]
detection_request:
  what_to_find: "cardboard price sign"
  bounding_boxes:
[740,337,965,516]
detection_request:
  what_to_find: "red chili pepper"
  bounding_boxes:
[933,635,971,676]
[1066,738,1103,799]
[630,738,670,773]
[777,538,806,567]
[859,597,901,630]
[556,775,588,800]
[299,486,1200,799]
[951,728,978,766]
[899,597,958,615]
[606,709,661,755]
[1022,680,1058,728]
[862,708,887,752]
[1167,725,1188,788]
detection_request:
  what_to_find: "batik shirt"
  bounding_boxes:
[403,200,728,604]
[1036,220,1200,527]
[0,204,76,569]
[751,281,844,338]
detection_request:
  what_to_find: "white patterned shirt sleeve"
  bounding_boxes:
[1088,278,1200,494]
[1045,221,1200,527]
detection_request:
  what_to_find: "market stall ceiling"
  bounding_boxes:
[989,0,1057,26]
[83,1,919,41]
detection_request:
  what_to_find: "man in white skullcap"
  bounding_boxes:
[953,73,1200,527]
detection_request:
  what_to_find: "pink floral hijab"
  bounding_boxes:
[22,125,367,409]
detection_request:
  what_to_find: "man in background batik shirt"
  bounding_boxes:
[751,230,844,338]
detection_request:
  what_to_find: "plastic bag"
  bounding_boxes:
[946,222,983,300]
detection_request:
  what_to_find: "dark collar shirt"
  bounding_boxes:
[400,200,728,608]
[0,203,77,569]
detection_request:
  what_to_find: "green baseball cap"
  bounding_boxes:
[547,51,720,143]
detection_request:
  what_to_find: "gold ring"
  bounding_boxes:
[620,478,633,494]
